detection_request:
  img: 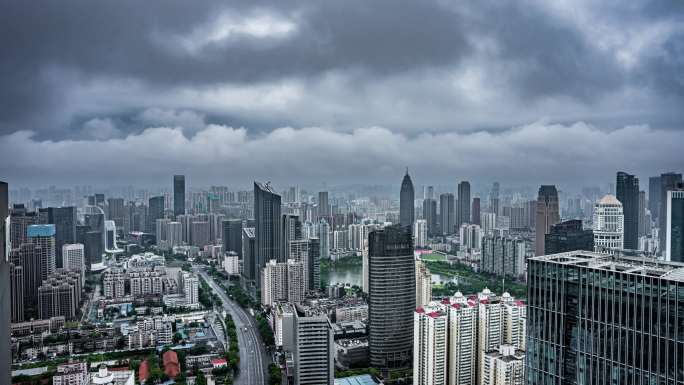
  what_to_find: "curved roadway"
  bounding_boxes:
[195,266,270,385]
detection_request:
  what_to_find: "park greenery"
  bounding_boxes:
[425,260,527,298]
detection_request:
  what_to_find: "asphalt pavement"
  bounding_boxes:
[195,267,270,385]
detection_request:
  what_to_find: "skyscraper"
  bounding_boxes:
[0,181,11,384]
[9,262,23,323]
[368,225,415,370]
[27,224,57,282]
[472,197,481,226]
[660,172,683,253]
[544,219,593,254]
[107,197,125,228]
[222,219,243,256]
[592,194,624,253]
[254,182,282,279]
[490,182,500,215]
[616,171,639,249]
[665,189,684,262]
[9,205,37,250]
[241,227,257,288]
[535,185,560,256]
[173,175,185,217]
[439,193,455,235]
[648,175,661,223]
[42,207,76,268]
[638,190,647,236]
[423,199,438,237]
[318,218,330,260]
[147,196,165,234]
[526,251,684,384]
[318,191,329,219]
[458,181,471,226]
[400,170,415,230]
[307,237,321,291]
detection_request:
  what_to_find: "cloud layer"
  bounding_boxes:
[2,121,680,188]
[0,0,682,186]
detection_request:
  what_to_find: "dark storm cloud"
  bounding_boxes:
[0,0,683,185]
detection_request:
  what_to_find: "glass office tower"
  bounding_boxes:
[526,251,684,384]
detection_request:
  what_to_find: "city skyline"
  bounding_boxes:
[2,1,684,384]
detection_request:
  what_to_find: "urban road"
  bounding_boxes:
[194,266,269,385]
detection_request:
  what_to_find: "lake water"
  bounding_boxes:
[326,264,455,286]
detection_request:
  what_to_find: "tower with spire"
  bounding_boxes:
[400,169,415,230]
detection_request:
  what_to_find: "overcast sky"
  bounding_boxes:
[1,0,682,189]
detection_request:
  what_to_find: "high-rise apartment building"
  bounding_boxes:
[413,302,448,385]
[660,172,683,254]
[592,194,624,253]
[62,243,85,280]
[318,218,330,260]
[527,251,684,384]
[481,235,526,279]
[415,259,432,307]
[458,181,471,226]
[400,170,415,230]
[535,185,560,256]
[173,175,185,217]
[544,219,593,254]
[414,219,428,248]
[167,221,182,248]
[260,259,306,306]
[440,193,455,235]
[482,345,525,385]
[616,172,639,249]
[191,221,210,247]
[447,292,478,385]
[490,182,500,216]
[412,290,525,385]
[293,306,334,385]
[460,224,482,252]
[281,214,301,259]
[27,224,56,282]
[665,189,684,262]
[368,225,415,370]
[38,269,82,320]
[179,271,199,306]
